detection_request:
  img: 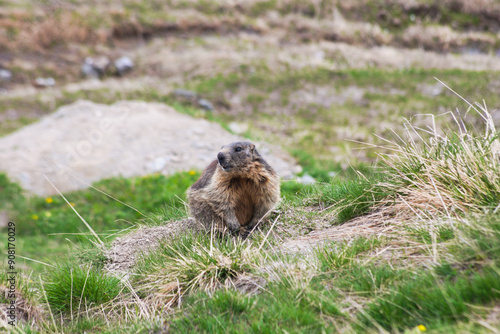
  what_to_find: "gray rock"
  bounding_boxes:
[114,56,134,76]
[33,77,55,88]
[198,98,214,111]
[81,62,99,78]
[0,69,12,81]
[173,89,197,99]
[296,174,316,185]
[81,56,111,78]
[93,56,111,73]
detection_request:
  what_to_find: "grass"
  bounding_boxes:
[377,99,500,216]
[44,262,124,313]
[315,237,385,270]
[359,266,500,331]
[314,172,390,223]
[169,278,343,333]
[135,231,260,294]
[3,97,500,332]
[1,171,198,233]
[335,265,408,295]
[2,0,500,331]
[0,171,198,271]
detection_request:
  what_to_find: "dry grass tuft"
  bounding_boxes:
[135,231,264,309]
[0,284,40,325]
[3,11,105,52]
[377,91,500,217]
[402,24,497,52]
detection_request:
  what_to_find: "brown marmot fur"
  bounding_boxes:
[187,141,280,237]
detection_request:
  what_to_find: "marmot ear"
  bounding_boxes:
[250,144,255,153]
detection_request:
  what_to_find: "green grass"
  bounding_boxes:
[339,0,487,32]
[359,266,500,331]
[1,172,198,237]
[335,265,407,295]
[178,65,500,167]
[314,173,390,223]
[0,171,198,271]
[406,225,455,244]
[315,237,385,271]
[169,280,343,333]
[0,169,324,273]
[44,262,124,313]
[454,213,500,266]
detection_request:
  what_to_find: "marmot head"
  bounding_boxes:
[217,141,259,173]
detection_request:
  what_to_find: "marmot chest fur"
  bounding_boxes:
[187,141,280,237]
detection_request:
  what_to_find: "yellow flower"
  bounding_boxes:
[31,214,39,220]
[45,197,53,204]
[418,325,427,332]
[189,170,196,175]
[44,211,52,218]
[69,202,75,207]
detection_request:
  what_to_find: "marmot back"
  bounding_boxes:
[187,141,280,237]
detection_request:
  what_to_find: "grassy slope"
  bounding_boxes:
[1,1,500,332]
[3,100,500,332]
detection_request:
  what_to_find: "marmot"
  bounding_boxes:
[187,141,280,237]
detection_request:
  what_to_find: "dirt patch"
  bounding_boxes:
[0,100,300,196]
[104,204,436,275]
[105,218,200,272]
[280,210,399,252]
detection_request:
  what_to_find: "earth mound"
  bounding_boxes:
[0,100,300,195]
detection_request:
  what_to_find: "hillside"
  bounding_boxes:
[1,0,500,333]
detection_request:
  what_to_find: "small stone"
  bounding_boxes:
[81,56,110,78]
[198,98,214,111]
[173,89,197,99]
[93,56,111,73]
[114,56,134,76]
[228,122,248,135]
[33,77,55,88]
[0,69,12,81]
[81,62,99,78]
[297,174,316,185]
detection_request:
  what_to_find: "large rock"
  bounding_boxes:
[0,100,299,196]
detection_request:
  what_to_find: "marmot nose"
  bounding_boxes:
[217,152,226,164]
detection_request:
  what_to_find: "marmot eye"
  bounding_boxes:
[235,147,242,152]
